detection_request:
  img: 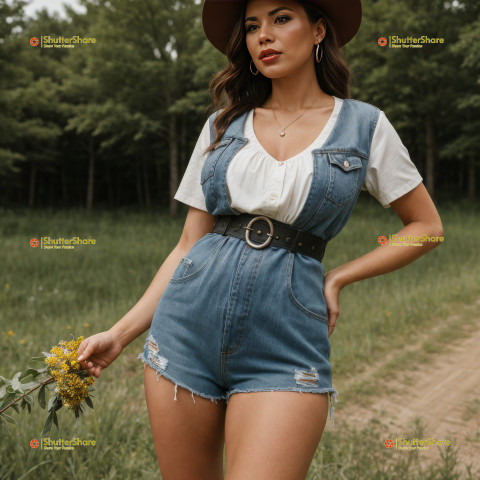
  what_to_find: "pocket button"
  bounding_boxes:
[343,160,350,168]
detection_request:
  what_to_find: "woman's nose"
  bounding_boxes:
[257,24,275,44]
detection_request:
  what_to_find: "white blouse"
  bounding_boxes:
[174,97,423,224]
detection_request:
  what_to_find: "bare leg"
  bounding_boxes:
[224,391,329,480]
[143,364,227,480]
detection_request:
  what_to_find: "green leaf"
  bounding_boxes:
[19,369,41,381]
[11,373,23,392]
[42,411,53,434]
[85,396,94,409]
[24,394,33,406]
[1,413,17,425]
[10,403,20,414]
[38,384,46,409]
[0,392,16,409]
[52,411,59,429]
[47,395,56,412]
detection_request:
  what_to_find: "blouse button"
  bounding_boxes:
[270,193,277,200]
[278,162,284,166]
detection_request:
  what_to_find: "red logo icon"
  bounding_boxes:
[378,236,387,245]
[30,439,39,448]
[30,37,39,47]
[30,238,39,248]
[384,439,394,448]
[378,37,387,47]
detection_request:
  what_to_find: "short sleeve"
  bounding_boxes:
[362,111,423,208]
[173,117,211,212]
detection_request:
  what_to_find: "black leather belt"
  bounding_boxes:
[211,213,327,262]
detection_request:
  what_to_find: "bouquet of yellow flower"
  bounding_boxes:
[0,335,95,436]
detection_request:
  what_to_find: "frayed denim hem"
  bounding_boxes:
[137,351,227,404]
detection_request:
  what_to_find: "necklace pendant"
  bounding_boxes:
[280,130,285,137]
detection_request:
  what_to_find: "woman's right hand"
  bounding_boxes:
[77,331,124,378]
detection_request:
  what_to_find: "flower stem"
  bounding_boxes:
[0,376,55,415]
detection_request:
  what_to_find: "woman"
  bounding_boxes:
[77,0,444,478]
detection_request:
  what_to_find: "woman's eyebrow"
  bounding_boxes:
[245,6,295,23]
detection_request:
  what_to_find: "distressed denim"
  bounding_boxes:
[138,99,381,428]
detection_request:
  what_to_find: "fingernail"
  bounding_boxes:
[78,355,83,361]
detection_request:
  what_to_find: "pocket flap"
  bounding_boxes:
[328,153,363,172]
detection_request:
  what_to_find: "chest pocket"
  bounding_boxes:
[325,153,364,206]
[200,138,233,185]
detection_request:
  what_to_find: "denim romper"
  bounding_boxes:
[138,99,381,428]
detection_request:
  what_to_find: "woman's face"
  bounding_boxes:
[244,0,325,79]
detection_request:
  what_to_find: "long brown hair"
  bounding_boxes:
[203,0,352,155]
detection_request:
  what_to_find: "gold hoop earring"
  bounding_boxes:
[250,59,259,75]
[315,43,324,63]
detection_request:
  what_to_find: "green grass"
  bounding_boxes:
[0,198,479,479]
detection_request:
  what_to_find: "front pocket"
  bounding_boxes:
[286,253,328,323]
[325,153,364,206]
[169,234,229,284]
[170,257,193,281]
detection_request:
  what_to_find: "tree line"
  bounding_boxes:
[0,0,478,214]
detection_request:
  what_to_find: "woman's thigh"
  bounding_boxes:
[143,364,227,480]
[224,391,329,480]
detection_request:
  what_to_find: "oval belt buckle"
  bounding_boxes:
[244,216,274,249]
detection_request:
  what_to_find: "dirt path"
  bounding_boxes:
[332,299,480,476]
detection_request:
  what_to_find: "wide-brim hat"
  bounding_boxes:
[202,0,362,55]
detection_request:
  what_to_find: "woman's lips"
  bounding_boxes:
[261,53,281,63]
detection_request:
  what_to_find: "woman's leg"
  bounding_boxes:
[144,364,227,480]
[224,391,329,480]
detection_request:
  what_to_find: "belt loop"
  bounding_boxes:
[219,215,232,235]
[291,229,305,253]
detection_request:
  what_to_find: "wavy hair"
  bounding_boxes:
[203,0,352,155]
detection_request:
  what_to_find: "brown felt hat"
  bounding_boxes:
[202,0,362,55]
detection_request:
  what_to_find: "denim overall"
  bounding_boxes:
[138,99,381,428]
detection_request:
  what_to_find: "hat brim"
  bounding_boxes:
[202,0,362,55]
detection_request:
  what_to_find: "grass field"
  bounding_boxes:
[1,196,479,479]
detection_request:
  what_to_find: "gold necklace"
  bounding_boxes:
[268,98,320,137]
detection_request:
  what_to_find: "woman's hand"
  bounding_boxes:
[77,331,124,378]
[323,271,343,338]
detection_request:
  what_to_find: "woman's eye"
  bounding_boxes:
[246,15,290,32]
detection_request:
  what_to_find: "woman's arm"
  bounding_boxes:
[108,207,217,348]
[77,207,217,377]
[323,183,444,337]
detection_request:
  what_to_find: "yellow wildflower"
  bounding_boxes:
[42,335,94,410]
[8,330,14,336]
